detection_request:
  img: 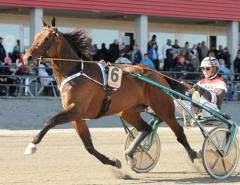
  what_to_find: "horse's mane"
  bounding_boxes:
[62,29,93,60]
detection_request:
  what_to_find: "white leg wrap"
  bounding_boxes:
[126,156,137,168]
[24,143,37,155]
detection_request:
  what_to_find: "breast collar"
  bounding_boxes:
[58,61,107,92]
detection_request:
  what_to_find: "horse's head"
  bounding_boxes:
[24,17,60,66]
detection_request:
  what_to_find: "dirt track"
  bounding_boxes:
[1,128,240,185]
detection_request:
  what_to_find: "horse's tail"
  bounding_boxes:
[164,77,189,95]
[142,67,190,95]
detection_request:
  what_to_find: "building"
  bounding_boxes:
[0,0,240,65]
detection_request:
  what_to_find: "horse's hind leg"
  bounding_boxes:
[24,105,77,155]
[151,102,199,162]
[166,117,198,162]
[120,108,152,166]
[72,120,121,168]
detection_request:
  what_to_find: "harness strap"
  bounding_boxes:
[58,61,113,119]
[95,86,112,119]
[58,62,104,91]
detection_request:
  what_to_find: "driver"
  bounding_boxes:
[191,57,227,116]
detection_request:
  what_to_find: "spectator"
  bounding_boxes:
[234,50,240,81]
[119,42,126,52]
[175,48,185,65]
[91,44,98,60]
[38,62,54,86]
[200,41,208,59]
[172,39,180,55]
[148,43,160,70]
[190,44,199,70]
[208,45,218,58]
[38,62,55,96]
[218,59,230,83]
[0,63,8,95]
[174,56,194,80]
[165,48,176,70]
[183,41,190,54]
[15,53,28,75]
[140,53,155,69]
[109,39,120,63]
[4,52,12,65]
[0,37,6,63]
[162,39,172,71]
[219,47,231,69]
[208,50,216,58]
[147,34,158,51]
[12,39,20,63]
[96,43,110,62]
[216,45,223,60]
[131,44,142,64]
[0,60,15,96]
[115,50,132,65]
[197,42,203,62]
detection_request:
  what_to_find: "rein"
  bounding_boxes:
[37,57,193,90]
[38,57,106,64]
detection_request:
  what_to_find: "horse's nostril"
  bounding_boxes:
[27,55,33,62]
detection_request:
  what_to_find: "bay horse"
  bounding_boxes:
[23,18,200,169]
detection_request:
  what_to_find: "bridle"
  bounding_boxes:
[31,27,60,65]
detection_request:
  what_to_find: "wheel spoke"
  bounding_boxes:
[221,158,227,173]
[208,134,224,156]
[142,148,155,162]
[209,148,219,157]
[215,135,221,149]
[139,150,143,168]
[210,156,220,170]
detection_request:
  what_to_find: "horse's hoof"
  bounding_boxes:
[24,143,37,155]
[126,155,137,168]
[196,150,202,159]
[115,159,122,169]
[189,150,202,162]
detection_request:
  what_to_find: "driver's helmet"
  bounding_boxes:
[200,57,219,68]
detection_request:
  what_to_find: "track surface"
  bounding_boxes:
[1,128,240,185]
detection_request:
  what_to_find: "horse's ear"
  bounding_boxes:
[51,17,56,27]
[41,17,48,27]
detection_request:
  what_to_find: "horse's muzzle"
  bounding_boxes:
[23,54,33,65]
[26,55,33,62]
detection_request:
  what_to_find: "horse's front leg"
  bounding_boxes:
[72,120,122,169]
[24,105,77,155]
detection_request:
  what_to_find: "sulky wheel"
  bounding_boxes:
[202,127,239,179]
[124,128,161,173]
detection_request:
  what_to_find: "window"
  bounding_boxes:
[90,29,120,49]
[0,24,20,53]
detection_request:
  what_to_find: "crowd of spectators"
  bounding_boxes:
[90,36,240,100]
[90,36,240,81]
[0,38,29,96]
[1,34,240,99]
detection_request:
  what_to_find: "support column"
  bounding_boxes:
[227,21,239,71]
[19,24,24,52]
[135,15,148,54]
[29,8,43,44]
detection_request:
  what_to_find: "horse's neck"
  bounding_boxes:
[51,39,82,87]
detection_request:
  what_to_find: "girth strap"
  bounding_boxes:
[95,86,112,119]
